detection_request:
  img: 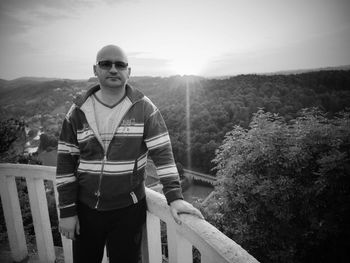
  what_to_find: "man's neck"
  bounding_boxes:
[97,85,126,106]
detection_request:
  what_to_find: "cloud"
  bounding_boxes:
[0,0,134,38]
[31,10,72,22]
[101,0,133,4]
[0,0,91,12]
[0,12,31,36]
[206,24,350,77]
[0,0,98,42]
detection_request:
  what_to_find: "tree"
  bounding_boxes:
[202,108,350,263]
[0,119,25,155]
[0,119,27,163]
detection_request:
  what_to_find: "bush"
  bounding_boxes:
[203,108,350,263]
[38,133,58,152]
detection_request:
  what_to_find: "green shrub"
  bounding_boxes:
[203,108,350,263]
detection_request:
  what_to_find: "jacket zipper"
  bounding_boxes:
[93,104,131,209]
[92,99,139,209]
[95,154,107,209]
[130,191,138,204]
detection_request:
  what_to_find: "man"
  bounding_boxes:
[56,45,203,263]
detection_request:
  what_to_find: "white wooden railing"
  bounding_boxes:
[0,163,259,263]
[183,169,216,186]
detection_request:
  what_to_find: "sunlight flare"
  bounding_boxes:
[168,48,211,75]
[170,55,208,75]
[185,78,192,169]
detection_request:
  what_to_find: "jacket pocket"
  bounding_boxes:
[100,173,133,201]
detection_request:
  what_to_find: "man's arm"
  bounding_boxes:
[144,106,204,223]
[56,106,80,238]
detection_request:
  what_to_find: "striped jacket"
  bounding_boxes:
[56,84,183,218]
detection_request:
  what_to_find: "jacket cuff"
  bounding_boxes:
[165,190,184,205]
[59,205,77,218]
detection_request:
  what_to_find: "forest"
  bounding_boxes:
[0,69,350,262]
[130,70,350,174]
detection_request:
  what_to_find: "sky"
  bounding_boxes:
[0,0,349,80]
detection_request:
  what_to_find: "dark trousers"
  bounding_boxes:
[73,198,147,263]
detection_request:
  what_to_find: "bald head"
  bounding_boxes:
[96,45,128,63]
[93,45,131,90]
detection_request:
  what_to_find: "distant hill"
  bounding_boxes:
[1,69,350,173]
[207,65,350,79]
[0,79,90,119]
[0,77,61,90]
[11,77,61,82]
[261,64,350,76]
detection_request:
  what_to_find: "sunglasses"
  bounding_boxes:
[97,60,129,70]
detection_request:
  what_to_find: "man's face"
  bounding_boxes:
[93,47,130,89]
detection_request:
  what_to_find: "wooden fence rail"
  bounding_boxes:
[0,163,259,263]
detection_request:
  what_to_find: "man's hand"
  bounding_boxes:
[59,216,80,240]
[170,199,204,225]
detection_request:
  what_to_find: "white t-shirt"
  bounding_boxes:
[92,94,132,151]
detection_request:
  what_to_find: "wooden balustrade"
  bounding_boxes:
[0,163,259,263]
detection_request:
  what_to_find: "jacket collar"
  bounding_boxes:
[74,83,144,108]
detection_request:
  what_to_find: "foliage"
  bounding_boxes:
[38,133,58,152]
[0,118,26,155]
[202,108,350,263]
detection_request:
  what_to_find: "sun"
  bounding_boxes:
[169,52,209,76]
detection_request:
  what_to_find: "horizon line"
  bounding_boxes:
[1,64,349,82]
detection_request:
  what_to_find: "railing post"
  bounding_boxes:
[53,184,73,263]
[102,247,108,263]
[26,177,55,262]
[199,251,215,263]
[141,221,149,263]
[60,238,73,263]
[0,175,28,262]
[142,211,162,263]
[167,221,192,263]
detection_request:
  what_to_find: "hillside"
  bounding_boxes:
[0,79,91,118]
[1,70,350,173]
[262,64,350,75]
